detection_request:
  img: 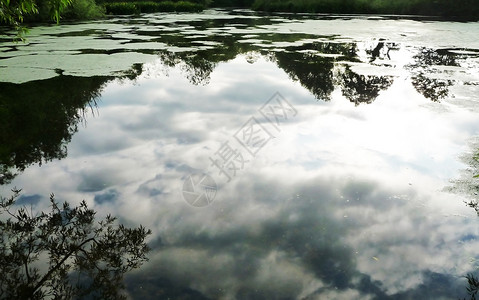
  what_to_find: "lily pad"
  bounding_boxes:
[0,52,157,83]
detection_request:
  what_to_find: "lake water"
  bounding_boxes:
[1,9,479,299]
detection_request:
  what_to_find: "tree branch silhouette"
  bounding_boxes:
[0,189,151,299]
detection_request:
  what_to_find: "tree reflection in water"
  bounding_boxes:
[407,48,458,102]
[0,76,109,184]
[0,189,151,299]
[0,65,142,185]
[2,40,460,184]
[1,38,469,185]
[273,50,336,101]
[337,66,394,105]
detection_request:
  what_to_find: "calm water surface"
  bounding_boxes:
[1,9,479,299]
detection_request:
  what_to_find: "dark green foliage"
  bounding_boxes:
[210,0,254,7]
[141,1,174,12]
[175,0,202,10]
[18,0,75,23]
[0,0,38,27]
[25,0,104,21]
[251,0,479,19]
[1,0,103,34]
[104,0,203,14]
[104,1,138,13]
[0,0,40,38]
[47,0,74,23]
[62,0,105,20]
[0,189,151,299]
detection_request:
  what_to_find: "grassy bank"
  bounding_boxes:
[251,0,479,19]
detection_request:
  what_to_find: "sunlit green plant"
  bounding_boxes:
[0,0,39,39]
[0,0,99,39]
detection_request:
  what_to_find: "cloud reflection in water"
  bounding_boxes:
[5,53,477,298]
[1,11,479,299]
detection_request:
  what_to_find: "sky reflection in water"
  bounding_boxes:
[1,9,479,299]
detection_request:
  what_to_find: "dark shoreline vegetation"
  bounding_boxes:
[252,0,479,19]
[1,0,478,29]
[102,0,204,15]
